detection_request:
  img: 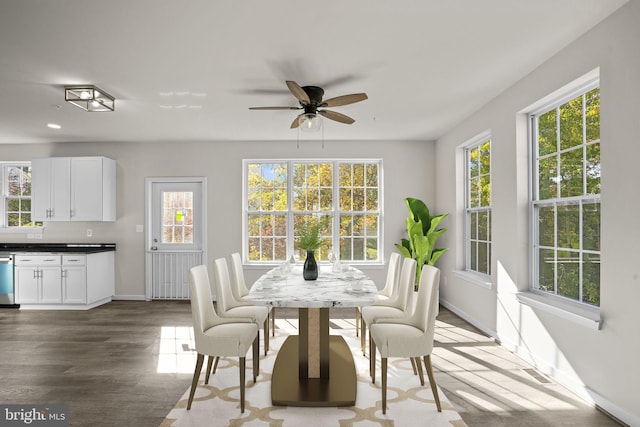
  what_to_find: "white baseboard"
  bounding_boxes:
[439,298,498,338]
[440,298,638,427]
[112,295,148,301]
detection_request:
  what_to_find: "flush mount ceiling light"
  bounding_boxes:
[65,86,115,112]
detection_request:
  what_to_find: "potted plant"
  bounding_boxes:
[395,197,448,289]
[297,219,322,280]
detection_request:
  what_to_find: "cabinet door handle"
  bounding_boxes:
[33,269,37,279]
[61,270,67,278]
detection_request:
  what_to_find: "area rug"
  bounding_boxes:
[162,318,466,427]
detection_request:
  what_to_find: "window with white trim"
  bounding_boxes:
[244,160,382,264]
[464,137,491,275]
[530,82,600,307]
[1,162,43,229]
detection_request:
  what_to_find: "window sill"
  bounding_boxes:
[454,270,492,289]
[516,291,602,330]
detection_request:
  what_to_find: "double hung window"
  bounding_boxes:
[530,83,600,307]
[1,162,42,229]
[244,160,382,264]
[464,137,491,275]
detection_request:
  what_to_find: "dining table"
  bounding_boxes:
[246,264,378,407]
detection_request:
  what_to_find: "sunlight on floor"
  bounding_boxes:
[157,326,197,373]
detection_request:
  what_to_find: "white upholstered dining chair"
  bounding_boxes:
[229,252,275,338]
[361,257,416,361]
[213,257,270,355]
[187,265,259,413]
[369,264,442,414]
[358,252,401,352]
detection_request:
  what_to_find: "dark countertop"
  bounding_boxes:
[0,243,116,254]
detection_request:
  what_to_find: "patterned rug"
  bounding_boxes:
[162,318,466,427]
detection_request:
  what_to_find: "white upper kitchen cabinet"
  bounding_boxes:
[32,157,71,221]
[32,156,116,222]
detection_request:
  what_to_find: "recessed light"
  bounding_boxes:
[47,123,61,129]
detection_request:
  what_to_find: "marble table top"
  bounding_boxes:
[246,265,379,308]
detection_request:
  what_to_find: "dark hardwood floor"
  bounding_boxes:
[0,301,623,427]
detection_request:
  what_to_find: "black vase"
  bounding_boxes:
[303,250,318,280]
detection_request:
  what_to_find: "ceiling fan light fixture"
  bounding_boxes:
[65,85,115,112]
[299,113,322,132]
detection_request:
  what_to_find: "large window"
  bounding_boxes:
[1,162,42,229]
[465,137,491,275]
[244,160,382,264]
[530,83,600,307]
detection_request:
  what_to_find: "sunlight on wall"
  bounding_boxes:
[157,326,197,373]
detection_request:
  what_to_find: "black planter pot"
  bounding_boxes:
[303,250,318,280]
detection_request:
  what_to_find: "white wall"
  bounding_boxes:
[0,139,435,297]
[435,1,640,424]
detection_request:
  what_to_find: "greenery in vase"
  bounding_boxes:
[296,219,322,252]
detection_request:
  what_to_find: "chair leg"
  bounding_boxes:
[361,316,366,355]
[252,336,259,383]
[187,353,204,410]
[424,354,442,412]
[355,307,360,337]
[205,355,214,384]
[271,308,276,336]
[370,332,376,383]
[382,357,388,414]
[239,357,246,413]
[212,356,220,374]
[410,357,417,375]
[415,357,425,386]
[264,318,269,355]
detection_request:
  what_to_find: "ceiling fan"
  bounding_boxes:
[249,81,368,130]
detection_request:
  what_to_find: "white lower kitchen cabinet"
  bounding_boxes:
[15,251,114,310]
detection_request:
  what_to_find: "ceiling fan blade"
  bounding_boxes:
[321,93,368,108]
[286,81,310,104]
[249,106,301,110]
[290,114,303,129]
[318,109,355,124]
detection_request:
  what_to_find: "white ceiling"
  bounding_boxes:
[0,0,628,144]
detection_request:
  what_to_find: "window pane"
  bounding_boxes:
[538,249,555,293]
[366,188,378,210]
[353,188,365,211]
[538,109,557,156]
[353,164,365,187]
[469,177,479,208]
[353,238,365,261]
[585,88,600,143]
[470,211,477,239]
[247,215,260,236]
[560,148,583,197]
[538,205,555,247]
[479,175,490,206]
[586,143,600,195]
[469,147,479,178]
[366,238,378,260]
[339,163,352,187]
[479,141,491,175]
[477,210,488,241]
[319,188,332,210]
[340,188,352,211]
[583,202,600,251]
[557,204,580,249]
[583,253,600,306]
[557,250,579,301]
[560,96,583,150]
[478,242,488,274]
[538,156,557,200]
[365,214,378,236]
[366,164,378,187]
[470,242,477,271]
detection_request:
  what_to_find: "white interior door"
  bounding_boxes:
[145,178,207,300]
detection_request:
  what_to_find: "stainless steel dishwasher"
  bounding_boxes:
[0,253,18,308]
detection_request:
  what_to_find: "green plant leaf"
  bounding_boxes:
[429,248,448,265]
[406,197,430,234]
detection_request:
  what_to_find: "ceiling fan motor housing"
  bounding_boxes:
[301,86,325,113]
